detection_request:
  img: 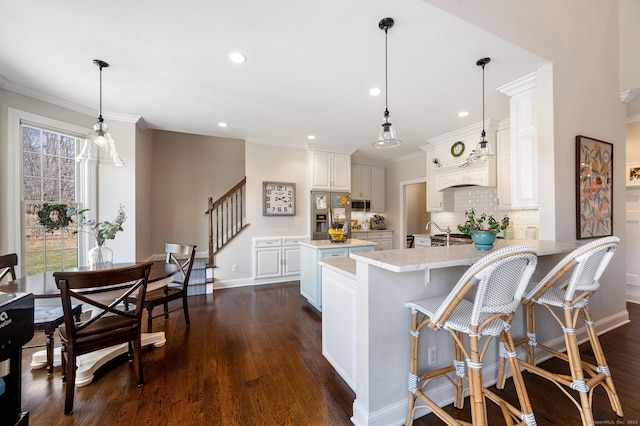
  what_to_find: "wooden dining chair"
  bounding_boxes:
[0,253,18,282]
[1,253,82,374]
[497,236,622,426]
[54,262,153,414]
[128,243,196,332]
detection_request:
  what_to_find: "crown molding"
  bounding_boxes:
[497,72,537,96]
[304,143,356,155]
[420,119,499,149]
[620,89,639,103]
[0,75,141,124]
[246,137,307,150]
[628,113,640,124]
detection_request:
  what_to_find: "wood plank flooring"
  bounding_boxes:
[19,281,640,425]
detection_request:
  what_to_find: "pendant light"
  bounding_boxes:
[76,59,124,166]
[474,57,495,159]
[372,17,401,149]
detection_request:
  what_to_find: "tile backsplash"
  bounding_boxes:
[429,186,539,238]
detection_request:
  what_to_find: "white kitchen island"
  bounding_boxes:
[299,239,376,311]
[318,239,627,426]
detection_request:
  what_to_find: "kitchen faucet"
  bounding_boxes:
[426,221,451,247]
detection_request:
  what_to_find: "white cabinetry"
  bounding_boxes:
[425,148,453,212]
[253,236,305,281]
[351,165,385,211]
[370,166,385,212]
[498,73,538,209]
[413,235,431,248]
[309,150,351,191]
[496,123,511,209]
[300,242,375,311]
[348,231,392,250]
[351,165,371,200]
[321,264,357,389]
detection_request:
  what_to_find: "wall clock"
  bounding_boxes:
[263,181,296,216]
[451,141,465,157]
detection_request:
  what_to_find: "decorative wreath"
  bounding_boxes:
[37,203,73,232]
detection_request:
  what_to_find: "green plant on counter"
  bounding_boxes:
[458,208,509,235]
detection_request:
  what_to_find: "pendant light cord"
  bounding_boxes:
[98,63,103,121]
[384,26,389,119]
[481,62,485,138]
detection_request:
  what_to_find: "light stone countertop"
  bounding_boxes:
[318,257,357,280]
[299,238,377,249]
[349,239,581,273]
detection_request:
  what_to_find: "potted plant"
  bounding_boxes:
[457,208,509,250]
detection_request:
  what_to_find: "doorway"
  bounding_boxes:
[399,178,429,248]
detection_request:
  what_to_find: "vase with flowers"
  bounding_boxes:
[68,205,126,269]
[458,208,509,250]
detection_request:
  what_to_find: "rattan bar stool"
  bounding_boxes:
[405,245,539,426]
[497,236,622,426]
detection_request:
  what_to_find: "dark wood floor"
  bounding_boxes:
[19,281,640,425]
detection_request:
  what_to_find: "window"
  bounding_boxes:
[22,125,81,275]
[8,109,95,277]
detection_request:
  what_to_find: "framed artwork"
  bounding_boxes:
[626,163,640,187]
[575,135,613,239]
[263,181,296,216]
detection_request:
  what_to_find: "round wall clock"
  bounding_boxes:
[451,141,465,157]
[263,181,296,216]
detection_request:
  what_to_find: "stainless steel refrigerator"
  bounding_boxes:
[311,191,351,240]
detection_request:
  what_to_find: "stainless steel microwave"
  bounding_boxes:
[351,200,370,211]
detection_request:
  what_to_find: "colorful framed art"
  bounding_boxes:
[575,135,613,239]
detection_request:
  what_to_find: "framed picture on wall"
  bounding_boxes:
[626,163,640,187]
[575,135,613,239]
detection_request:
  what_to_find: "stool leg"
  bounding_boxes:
[405,309,419,426]
[452,330,465,409]
[467,332,487,426]
[501,328,536,426]
[562,308,594,426]
[582,309,623,417]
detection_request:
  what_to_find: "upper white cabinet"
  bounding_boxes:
[425,148,451,212]
[309,150,351,191]
[370,166,385,212]
[498,73,539,209]
[351,165,371,200]
[351,164,386,211]
[496,122,511,209]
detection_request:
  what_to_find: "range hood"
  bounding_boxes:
[433,157,497,191]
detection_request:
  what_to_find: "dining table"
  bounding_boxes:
[0,261,178,386]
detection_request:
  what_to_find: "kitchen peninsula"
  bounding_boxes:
[321,239,585,426]
[299,239,376,311]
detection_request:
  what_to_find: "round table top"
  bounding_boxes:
[0,261,178,298]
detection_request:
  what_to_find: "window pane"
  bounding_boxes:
[23,152,42,178]
[26,250,45,276]
[23,127,41,153]
[43,155,59,179]
[61,179,75,203]
[23,177,42,201]
[42,178,59,201]
[43,131,60,155]
[45,250,63,272]
[60,136,76,158]
[61,157,75,180]
[63,248,78,270]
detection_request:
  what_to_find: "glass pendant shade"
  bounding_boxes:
[76,118,124,166]
[76,59,124,166]
[372,17,401,149]
[373,118,401,148]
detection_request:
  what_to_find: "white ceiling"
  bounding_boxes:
[0,0,550,164]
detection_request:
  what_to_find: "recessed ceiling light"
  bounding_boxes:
[369,87,382,96]
[307,135,316,140]
[218,122,228,128]
[458,111,469,117]
[229,52,247,63]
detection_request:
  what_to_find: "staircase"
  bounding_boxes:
[204,177,249,282]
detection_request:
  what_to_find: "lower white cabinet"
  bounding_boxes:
[350,230,393,250]
[253,236,305,280]
[414,235,431,248]
[300,242,374,311]
[321,265,356,390]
